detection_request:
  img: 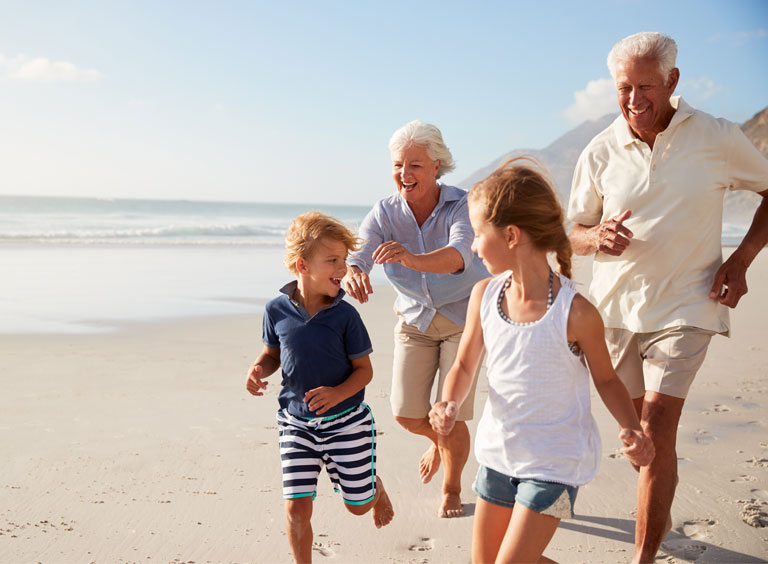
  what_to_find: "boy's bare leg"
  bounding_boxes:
[395,415,469,518]
[345,476,395,528]
[285,497,314,564]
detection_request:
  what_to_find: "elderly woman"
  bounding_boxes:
[344,120,488,518]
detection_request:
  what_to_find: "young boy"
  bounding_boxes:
[246,211,394,563]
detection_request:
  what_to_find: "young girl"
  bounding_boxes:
[428,159,654,564]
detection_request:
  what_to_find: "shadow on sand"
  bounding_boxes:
[560,514,767,563]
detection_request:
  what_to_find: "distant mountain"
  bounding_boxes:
[459,106,768,224]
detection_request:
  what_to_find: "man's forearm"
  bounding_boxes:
[569,223,597,256]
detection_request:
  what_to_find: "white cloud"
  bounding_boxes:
[708,29,767,45]
[679,77,724,102]
[563,78,617,124]
[0,53,103,82]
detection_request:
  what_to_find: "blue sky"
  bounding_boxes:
[0,0,766,205]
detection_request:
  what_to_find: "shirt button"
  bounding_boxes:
[422,274,426,278]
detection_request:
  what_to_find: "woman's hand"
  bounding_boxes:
[373,241,415,268]
[619,428,655,467]
[429,401,459,436]
[342,266,373,304]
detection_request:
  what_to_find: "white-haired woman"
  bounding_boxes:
[344,120,488,518]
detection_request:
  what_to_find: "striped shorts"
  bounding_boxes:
[277,403,377,505]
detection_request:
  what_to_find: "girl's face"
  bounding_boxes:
[469,200,511,275]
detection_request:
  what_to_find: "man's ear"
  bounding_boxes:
[667,67,680,94]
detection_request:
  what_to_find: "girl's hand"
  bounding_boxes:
[429,401,458,436]
[619,428,655,467]
[304,387,343,415]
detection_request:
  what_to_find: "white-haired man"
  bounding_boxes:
[568,32,768,563]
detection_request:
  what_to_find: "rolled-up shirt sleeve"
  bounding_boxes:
[348,205,386,274]
[446,197,474,274]
[568,147,605,226]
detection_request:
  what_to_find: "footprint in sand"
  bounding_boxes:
[661,539,708,561]
[680,518,717,540]
[312,542,335,557]
[694,430,716,445]
[739,499,768,528]
[729,474,758,483]
[409,537,435,552]
[712,404,730,412]
[744,457,768,468]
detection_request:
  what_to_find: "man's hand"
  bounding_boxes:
[428,401,459,436]
[342,266,373,304]
[619,428,655,467]
[592,210,634,256]
[710,252,749,308]
[246,364,268,396]
[304,387,344,415]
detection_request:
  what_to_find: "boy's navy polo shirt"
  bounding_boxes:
[262,281,373,419]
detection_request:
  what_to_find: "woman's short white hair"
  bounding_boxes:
[388,120,455,179]
[607,32,678,80]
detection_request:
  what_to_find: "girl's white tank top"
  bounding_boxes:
[474,271,601,486]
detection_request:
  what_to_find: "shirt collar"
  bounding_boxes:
[279,280,346,309]
[613,95,695,148]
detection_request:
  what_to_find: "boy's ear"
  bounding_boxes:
[296,256,310,275]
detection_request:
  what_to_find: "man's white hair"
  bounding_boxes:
[388,120,455,179]
[607,32,678,80]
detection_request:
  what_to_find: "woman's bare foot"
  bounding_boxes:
[372,477,394,528]
[419,444,441,484]
[438,490,464,518]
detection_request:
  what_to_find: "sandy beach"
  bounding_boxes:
[1,250,767,564]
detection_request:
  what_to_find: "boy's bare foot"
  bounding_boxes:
[438,490,464,518]
[419,444,441,484]
[372,477,394,528]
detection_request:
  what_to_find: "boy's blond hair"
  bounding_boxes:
[283,212,362,275]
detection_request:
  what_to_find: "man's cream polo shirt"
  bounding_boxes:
[568,97,768,334]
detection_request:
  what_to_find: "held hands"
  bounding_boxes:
[304,387,344,416]
[593,210,633,256]
[619,428,655,467]
[246,364,268,396]
[342,266,373,304]
[373,241,414,268]
[709,252,749,308]
[428,401,459,436]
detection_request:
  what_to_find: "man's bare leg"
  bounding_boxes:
[632,392,685,564]
[395,415,470,518]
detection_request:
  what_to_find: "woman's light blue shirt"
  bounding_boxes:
[348,183,489,332]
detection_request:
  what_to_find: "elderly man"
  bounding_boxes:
[568,32,768,563]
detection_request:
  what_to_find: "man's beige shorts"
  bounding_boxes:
[390,312,479,421]
[605,326,715,400]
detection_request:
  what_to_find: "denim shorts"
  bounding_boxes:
[473,465,578,520]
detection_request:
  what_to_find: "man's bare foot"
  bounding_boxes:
[372,477,394,528]
[438,490,464,518]
[419,444,441,484]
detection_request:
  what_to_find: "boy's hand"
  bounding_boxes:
[619,428,655,467]
[246,364,268,396]
[428,401,458,436]
[304,387,344,415]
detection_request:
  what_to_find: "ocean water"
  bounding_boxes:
[0,195,751,334]
[0,196,380,334]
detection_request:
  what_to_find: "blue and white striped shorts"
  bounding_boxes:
[277,403,377,505]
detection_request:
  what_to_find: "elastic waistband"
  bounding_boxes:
[295,405,358,424]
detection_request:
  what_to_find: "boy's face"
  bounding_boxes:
[300,237,349,299]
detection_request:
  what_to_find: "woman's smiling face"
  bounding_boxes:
[391,143,440,205]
